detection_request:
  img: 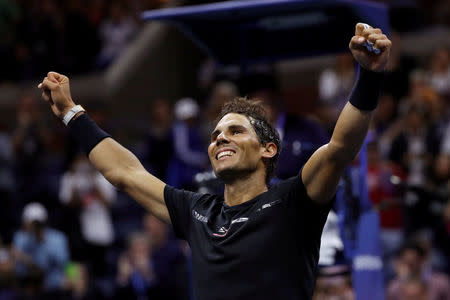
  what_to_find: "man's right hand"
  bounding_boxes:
[38,72,75,119]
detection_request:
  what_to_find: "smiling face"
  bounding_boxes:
[208,113,273,184]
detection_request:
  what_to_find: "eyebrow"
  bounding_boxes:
[210,124,247,140]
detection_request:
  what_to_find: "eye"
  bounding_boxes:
[232,129,243,135]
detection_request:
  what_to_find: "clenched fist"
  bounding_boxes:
[38,72,75,118]
[349,23,391,72]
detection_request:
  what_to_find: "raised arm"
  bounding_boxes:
[38,73,170,223]
[302,23,392,204]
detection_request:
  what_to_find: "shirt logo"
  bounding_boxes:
[256,199,282,212]
[213,226,229,237]
[192,210,208,223]
[212,217,249,237]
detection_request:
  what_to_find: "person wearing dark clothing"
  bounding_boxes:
[38,23,391,299]
[165,171,330,299]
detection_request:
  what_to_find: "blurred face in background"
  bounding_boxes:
[150,99,172,130]
[430,48,449,74]
[405,105,427,132]
[0,247,14,280]
[250,90,278,125]
[397,249,424,277]
[128,234,151,267]
[408,71,429,97]
[313,276,354,300]
[24,220,45,241]
[72,155,95,175]
[207,81,239,121]
[367,141,379,165]
[143,214,168,249]
[374,94,396,124]
[434,154,450,181]
[336,53,354,75]
[17,94,41,125]
[109,1,126,23]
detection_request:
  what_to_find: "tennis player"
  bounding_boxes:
[39,23,391,300]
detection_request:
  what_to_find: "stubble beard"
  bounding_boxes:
[214,164,256,185]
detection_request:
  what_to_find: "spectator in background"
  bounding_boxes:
[317,53,355,132]
[97,0,138,69]
[0,239,16,300]
[313,265,354,300]
[0,122,15,244]
[398,69,433,115]
[0,0,21,82]
[2,0,103,82]
[61,262,103,300]
[60,0,100,74]
[430,124,450,273]
[12,203,69,295]
[115,232,160,300]
[382,32,417,103]
[429,47,450,96]
[379,69,439,159]
[388,100,440,234]
[372,93,398,137]
[317,211,345,267]
[15,0,65,80]
[59,154,116,277]
[432,200,450,274]
[167,98,208,190]
[85,0,106,27]
[367,138,406,257]
[12,94,49,205]
[139,0,172,11]
[142,214,188,300]
[386,242,450,300]
[142,99,174,180]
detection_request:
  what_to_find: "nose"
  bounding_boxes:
[216,132,229,146]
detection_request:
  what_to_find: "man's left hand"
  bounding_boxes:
[349,23,392,72]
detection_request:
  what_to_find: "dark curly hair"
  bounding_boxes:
[215,97,281,182]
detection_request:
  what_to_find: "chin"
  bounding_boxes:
[215,166,254,184]
[215,168,235,183]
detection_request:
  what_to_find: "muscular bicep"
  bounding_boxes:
[302,103,372,204]
[122,170,171,224]
[301,143,347,205]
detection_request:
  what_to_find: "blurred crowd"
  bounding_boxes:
[0,0,171,83]
[0,42,448,299]
[0,0,449,300]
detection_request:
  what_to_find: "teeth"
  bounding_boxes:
[217,151,233,159]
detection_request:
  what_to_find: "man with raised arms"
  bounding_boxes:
[38,23,391,300]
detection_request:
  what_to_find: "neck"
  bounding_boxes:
[223,172,268,206]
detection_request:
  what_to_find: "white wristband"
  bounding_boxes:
[62,105,85,126]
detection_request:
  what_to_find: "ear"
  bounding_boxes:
[261,142,277,159]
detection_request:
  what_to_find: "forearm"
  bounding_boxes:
[302,67,382,204]
[67,113,170,222]
[329,66,383,162]
[328,103,373,163]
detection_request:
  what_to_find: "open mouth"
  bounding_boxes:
[216,150,235,160]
